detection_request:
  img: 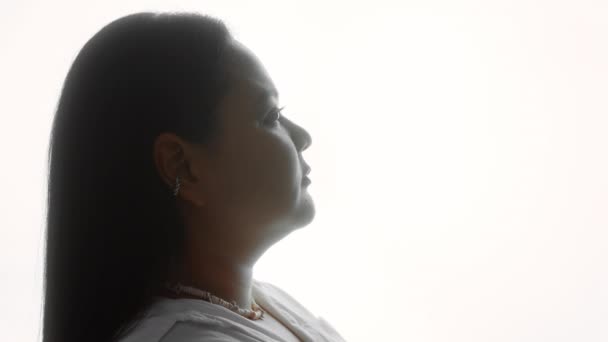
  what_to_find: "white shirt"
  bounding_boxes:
[116,279,347,342]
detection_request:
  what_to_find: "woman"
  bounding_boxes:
[43,11,346,342]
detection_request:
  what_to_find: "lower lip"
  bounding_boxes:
[302,176,311,186]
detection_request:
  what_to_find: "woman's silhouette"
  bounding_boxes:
[43,11,344,342]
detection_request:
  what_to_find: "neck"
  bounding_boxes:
[168,249,258,309]
[170,205,280,309]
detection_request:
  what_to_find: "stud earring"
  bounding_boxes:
[173,175,181,197]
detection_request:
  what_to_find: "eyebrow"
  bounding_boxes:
[255,86,280,106]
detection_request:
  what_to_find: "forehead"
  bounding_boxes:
[223,40,279,105]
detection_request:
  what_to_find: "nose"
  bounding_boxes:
[283,116,312,152]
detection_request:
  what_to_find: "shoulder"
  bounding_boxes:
[158,320,260,342]
[114,299,269,342]
[116,313,266,342]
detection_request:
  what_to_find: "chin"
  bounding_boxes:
[291,191,316,229]
[268,189,315,234]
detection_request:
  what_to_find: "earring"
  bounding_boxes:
[173,175,181,197]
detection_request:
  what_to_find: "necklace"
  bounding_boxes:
[163,282,265,320]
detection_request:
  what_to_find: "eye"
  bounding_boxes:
[264,106,285,126]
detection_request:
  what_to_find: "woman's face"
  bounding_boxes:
[189,39,315,245]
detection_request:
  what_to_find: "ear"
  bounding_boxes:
[152,132,207,207]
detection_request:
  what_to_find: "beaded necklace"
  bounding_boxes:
[163,282,265,320]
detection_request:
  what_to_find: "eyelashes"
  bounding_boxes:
[265,106,286,126]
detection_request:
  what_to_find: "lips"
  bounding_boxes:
[302,166,311,186]
[302,176,311,186]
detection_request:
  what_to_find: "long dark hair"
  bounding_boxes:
[43,12,234,342]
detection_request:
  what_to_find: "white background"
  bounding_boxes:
[1,1,607,341]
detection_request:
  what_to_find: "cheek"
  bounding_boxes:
[225,135,299,215]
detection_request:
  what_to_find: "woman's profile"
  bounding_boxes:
[43,11,345,342]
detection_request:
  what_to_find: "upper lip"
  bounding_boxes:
[303,166,311,176]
